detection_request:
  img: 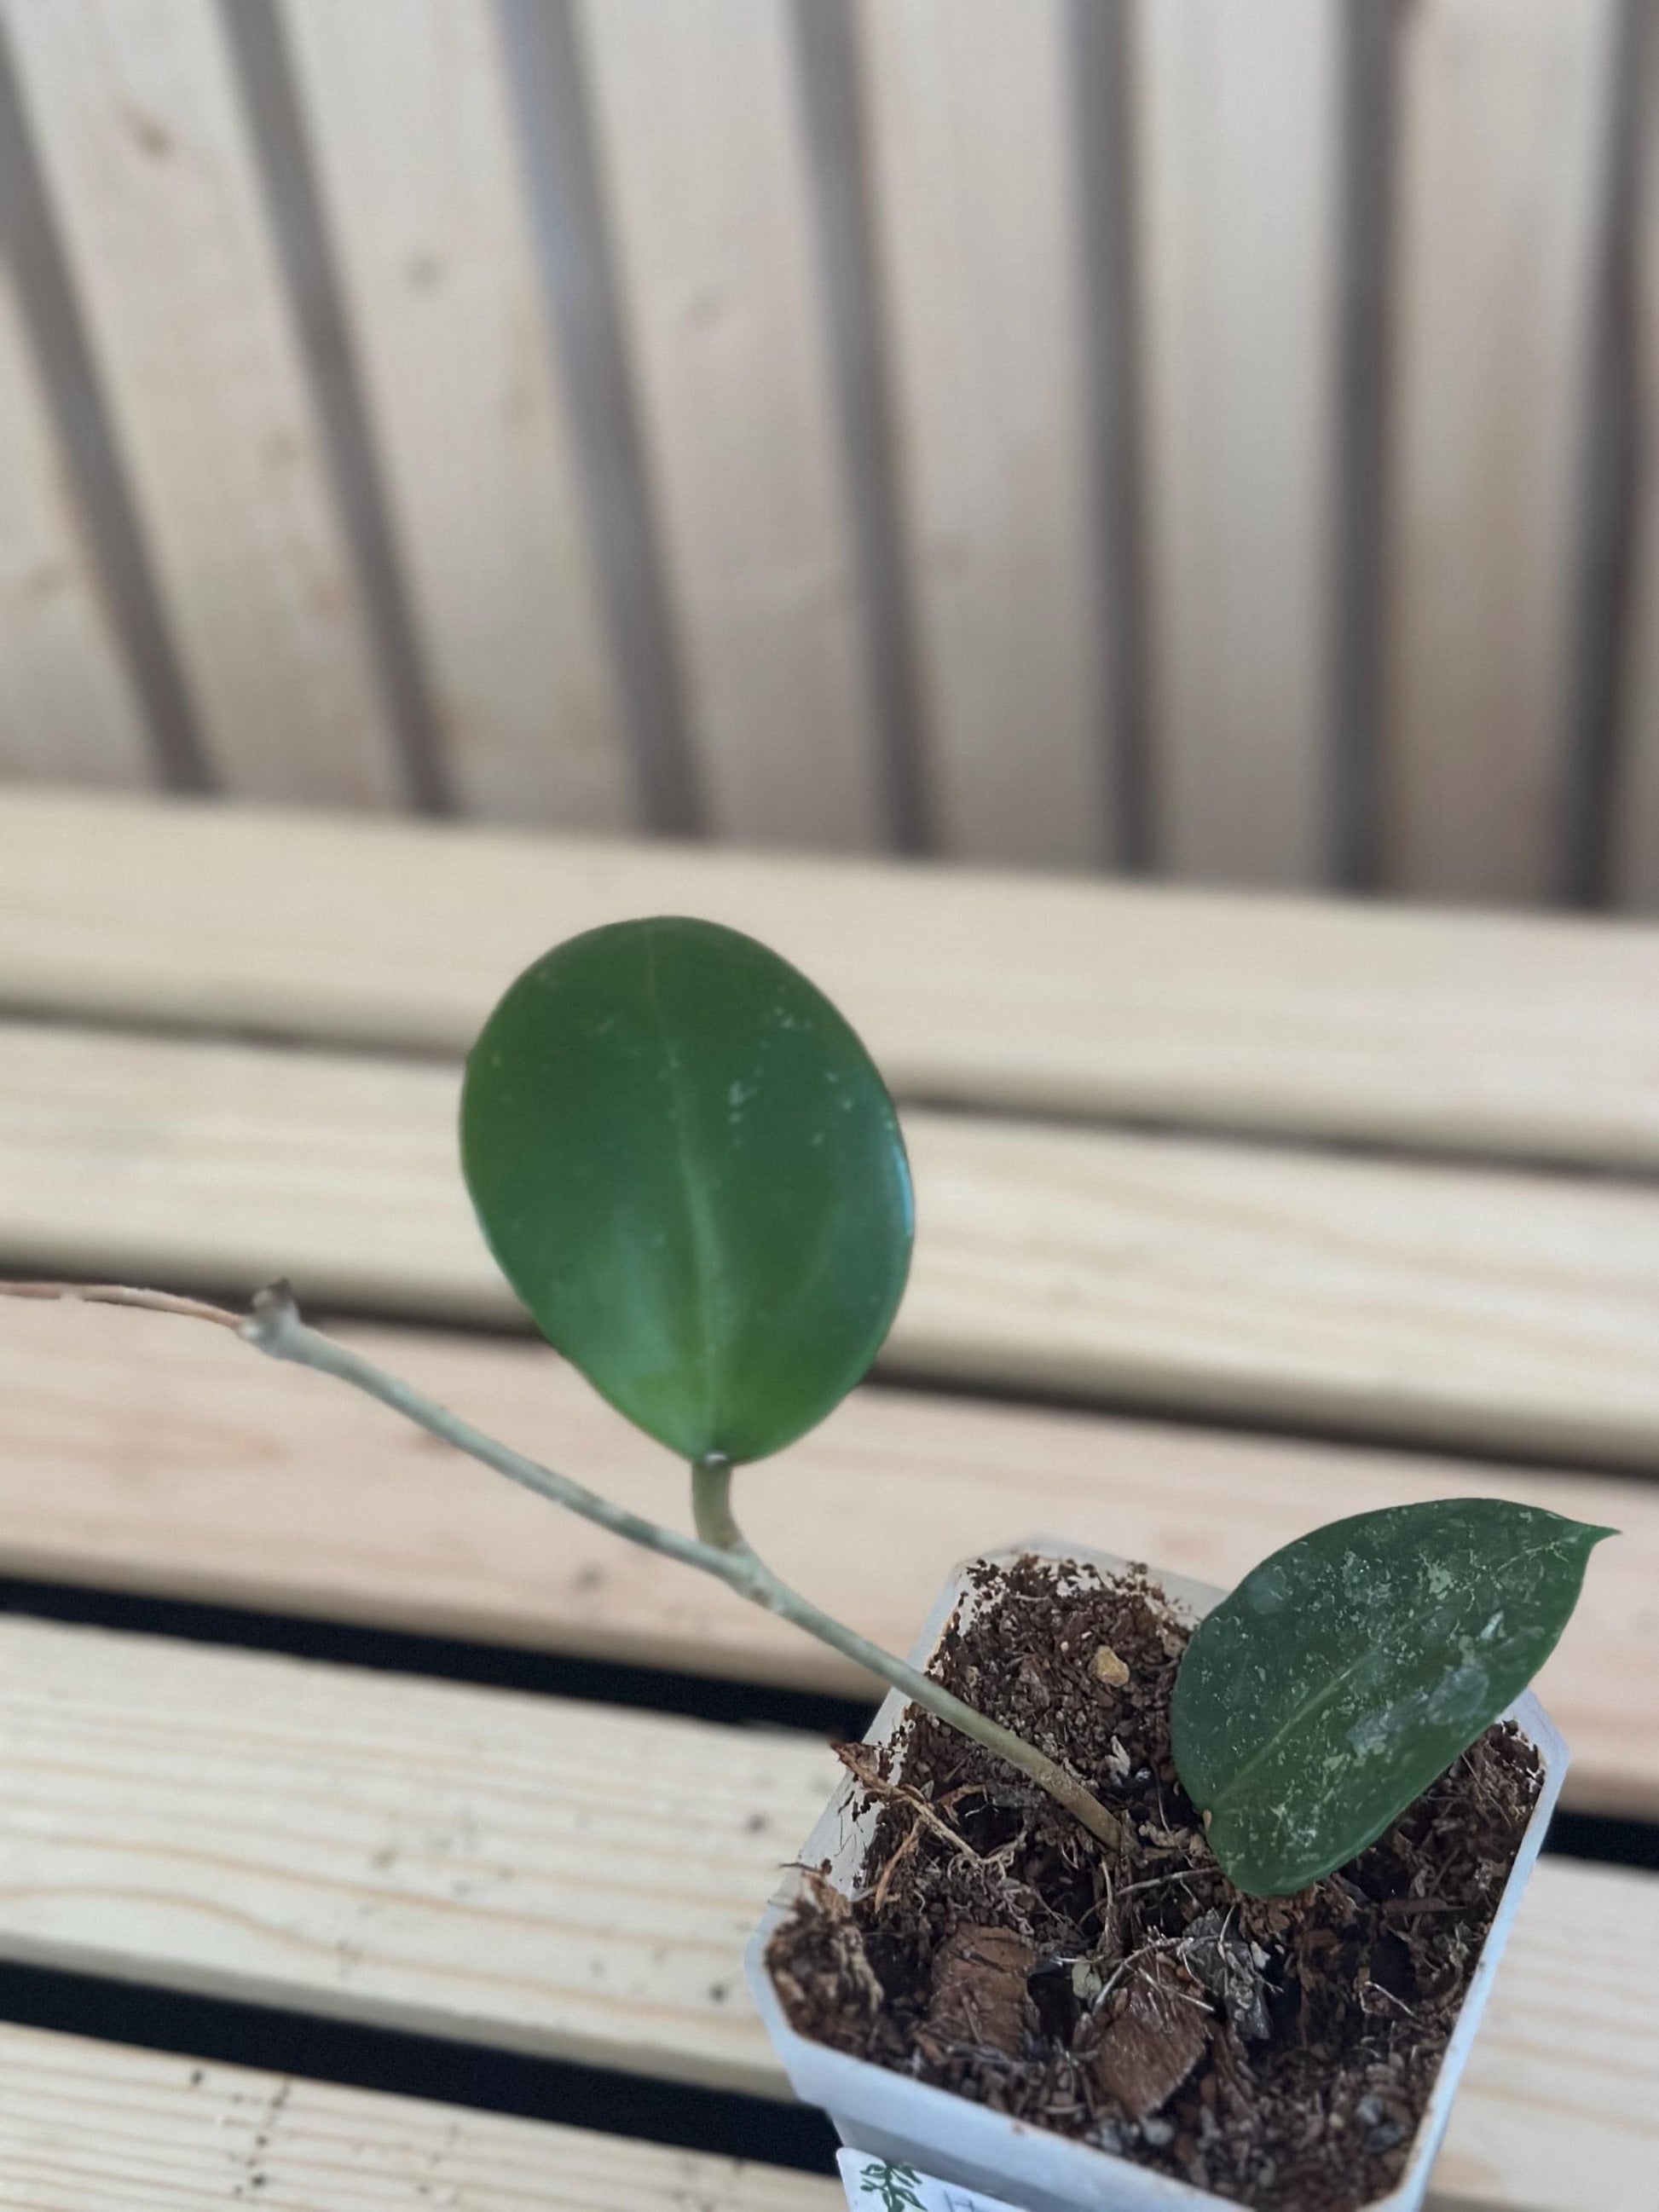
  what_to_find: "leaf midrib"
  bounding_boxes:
[1204,1637,1384,1816]
[1204,1528,1586,1818]
[645,933,721,1453]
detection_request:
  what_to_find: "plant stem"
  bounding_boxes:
[682,1452,1125,1848]
[0,1279,244,1329]
[691,1452,744,1550]
[1,1277,1127,1852]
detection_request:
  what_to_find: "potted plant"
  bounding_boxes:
[748,1535,1570,2212]
[5,920,1608,2212]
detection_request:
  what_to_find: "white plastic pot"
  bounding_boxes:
[745,1539,1567,2212]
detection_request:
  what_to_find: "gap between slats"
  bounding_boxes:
[1610,0,1659,907]
[1132,0,1344,887]
[1382,0,1621,902]
[0,14,205,793]
[0,1299,1653,1822]
[217,0,452,818]
[856,0,1119,868]
[494,0,702,836]
[574,0,889,850]
[4,1018,1659,1470]
[0,254,155,789]
[0,1609,1650,2210]
[3,795,1658,1168]
[0,0,408,808]
[275,0,641,832]
[0,4,1650,897]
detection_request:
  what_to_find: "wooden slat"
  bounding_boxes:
[855,0,1113,867]
[5,1019,1659,1470]
[1,0,406,806]
[1612,0,1659,911]
[0,2021,837,2211]
[1428,1861,1659,2212]
[1133,0,1342,885]
[1383,0,1618,900]
[0,261,153,786]
[0,1612,837,2096]
[0,1298,1650,1819]
[4,794,1659,1167]
[575,0,885,849]
[278,0,636,830]
[0,1614,1650,2207]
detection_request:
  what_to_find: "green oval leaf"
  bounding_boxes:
[460,916,913,1464]
[1170,1499,1612,1896]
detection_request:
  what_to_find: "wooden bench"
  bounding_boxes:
[4,4,1656,2199]
[0,789,1655,2208]
[2,1,1656,907]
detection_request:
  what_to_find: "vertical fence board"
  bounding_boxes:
[856,0,1113,868]
[1613,0,1659,909]
[576,0,887,850]
[1133,0,1342,887]
[1383,0,1617,901]
[280,0,635,829]
[2,0,406,806]
[0,261,153,784]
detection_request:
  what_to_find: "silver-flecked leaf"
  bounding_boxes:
[1170,1499,1611,1896]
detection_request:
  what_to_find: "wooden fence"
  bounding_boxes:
[0,0,1655,904]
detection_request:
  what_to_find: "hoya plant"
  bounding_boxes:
[9,919,1610,1896]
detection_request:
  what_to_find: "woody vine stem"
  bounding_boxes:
[1,1278,1126,1851]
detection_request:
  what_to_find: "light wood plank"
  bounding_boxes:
[1428,1861,1659,2212]
[1612,0,1659,910]
[1,0,406,806]
[0,1613,1650,2206]
[0,1297,1650,1819]
[576,0,887,848]
[1384,0,1618,900]
[0,261,153,786]
[5,1020,1659,1470]
[279,0,636,830]
[1133,0,1342,885]
[856,0,1112,866]
[4,794,1659,1167]
[0,1611,838,2096]
[0,2020,837,2212]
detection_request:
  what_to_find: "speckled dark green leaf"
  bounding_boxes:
[460,916,913,1464]
[1170,1499,1612,1897]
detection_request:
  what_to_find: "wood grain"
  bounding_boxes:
[0,1610,838,2096]
[279,0,636,830]
[0,2020,838,2211]
[0,262,153,787]
[0,0,406,806]
[1430,1862,1659,2211]
[856,0,1113,866]
[1383,0,1618,899]
[1133,0,1341,885]
[3,794,1658,1166]
[0,1612,1650,2205]
[0,1298,1650,1819]
[576,0,886,848]
[4,1019,1659,1470]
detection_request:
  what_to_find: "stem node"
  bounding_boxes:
[1,1273,1128,1855]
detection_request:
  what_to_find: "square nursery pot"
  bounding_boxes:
[745,1539,1567,2212]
